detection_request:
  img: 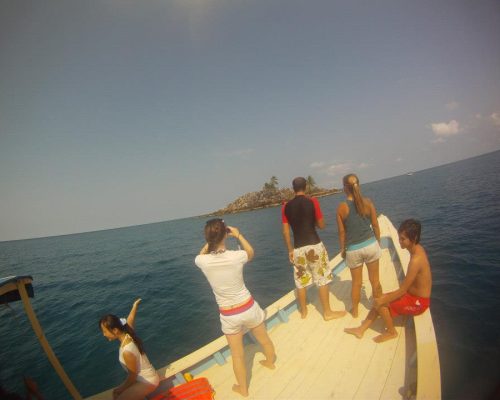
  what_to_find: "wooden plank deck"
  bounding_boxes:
[200,246,413,399]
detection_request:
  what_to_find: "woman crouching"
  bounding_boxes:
[99,299,159,399]
[195,219,276,397]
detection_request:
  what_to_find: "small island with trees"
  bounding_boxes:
[206,176,342,216]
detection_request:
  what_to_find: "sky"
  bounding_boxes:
[1,0,499,241]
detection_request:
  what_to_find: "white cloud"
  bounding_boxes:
[446,101,459,111]
[490,113,500,127]
[430,120,460,137]
[326,163,351,176]
[310,161,325,168]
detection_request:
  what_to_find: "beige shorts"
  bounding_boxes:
[346,240,381,269]
[293,242,333,289]
[219,301,266,335]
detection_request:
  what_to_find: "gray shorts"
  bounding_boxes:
[346,240,381,269]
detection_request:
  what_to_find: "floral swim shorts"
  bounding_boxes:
[292,242,333,289]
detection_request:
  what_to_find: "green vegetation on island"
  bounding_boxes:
[207,176,342,216]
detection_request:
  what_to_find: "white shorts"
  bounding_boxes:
[346,240,381,269]
[219,301,266,335]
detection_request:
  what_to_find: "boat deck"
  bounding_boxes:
[88,215,440,400]
[199,246,415,399]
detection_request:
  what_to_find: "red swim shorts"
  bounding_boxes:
[389,293,430,317]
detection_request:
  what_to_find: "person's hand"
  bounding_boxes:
[227,226,240,239]
[133,298,142,308]
[373,295,385,309]
[200,243,209,254]
[288,251,294,264]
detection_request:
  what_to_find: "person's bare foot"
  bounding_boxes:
[232,384,249,397]
[344,326,364,338]
[259,359,276,369]
[300,306,308,319]
[350,307,359,318]
[324,310,346,321]
[373,330,398,343]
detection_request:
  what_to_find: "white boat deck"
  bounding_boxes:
[88,215,440,400]
[199,246,414,400]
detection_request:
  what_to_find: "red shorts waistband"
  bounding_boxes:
[219,297,254,316]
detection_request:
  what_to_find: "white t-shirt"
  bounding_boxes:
[195,250,251,308]
[119,337,160,386]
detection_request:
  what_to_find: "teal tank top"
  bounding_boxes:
[344,200,374,246]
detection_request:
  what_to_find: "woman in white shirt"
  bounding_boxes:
[99,299,160,399]
[195,219,276,397]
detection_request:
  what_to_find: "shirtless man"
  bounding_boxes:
[282,177,346,321]
[344,219,432,342]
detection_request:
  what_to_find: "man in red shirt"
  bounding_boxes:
[282,177,346,320]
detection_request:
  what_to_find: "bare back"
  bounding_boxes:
[407,244,432,298]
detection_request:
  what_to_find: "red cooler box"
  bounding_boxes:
[150,377,215,400]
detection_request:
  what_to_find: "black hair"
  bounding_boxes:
[99,314,145,354]
[398,219,421,244]
[292,177,307,192]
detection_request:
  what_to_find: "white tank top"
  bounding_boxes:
[119,335,160,386]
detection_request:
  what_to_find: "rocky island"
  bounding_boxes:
[206,176,342,216]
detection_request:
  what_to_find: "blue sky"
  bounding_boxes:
[1,0,499,241]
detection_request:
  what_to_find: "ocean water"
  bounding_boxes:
[1,151,499,400]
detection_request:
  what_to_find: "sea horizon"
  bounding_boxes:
[2,149,498,244]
